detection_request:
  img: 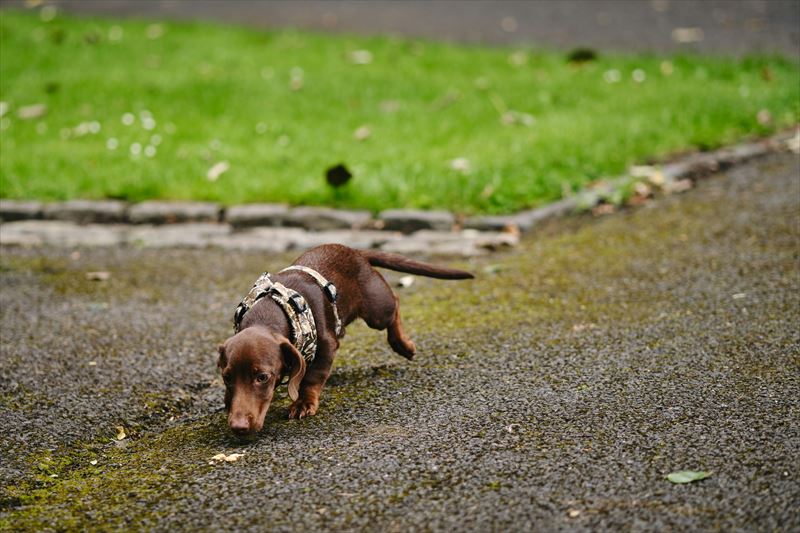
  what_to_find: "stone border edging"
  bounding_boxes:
[1,129,797,253]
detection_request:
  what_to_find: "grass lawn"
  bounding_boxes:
[1,8,798,214]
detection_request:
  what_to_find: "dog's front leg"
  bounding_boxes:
[288,336,336,419]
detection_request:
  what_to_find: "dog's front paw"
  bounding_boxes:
[288,398,319,419]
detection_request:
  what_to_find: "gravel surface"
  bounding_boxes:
[1,153,798,531]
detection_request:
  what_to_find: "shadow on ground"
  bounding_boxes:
[1,154,798,531]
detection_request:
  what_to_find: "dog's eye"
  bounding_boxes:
[256,372,270,384]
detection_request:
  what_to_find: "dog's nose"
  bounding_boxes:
[229,416,252,435]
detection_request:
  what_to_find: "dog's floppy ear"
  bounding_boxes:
[280,340,306,401]
[217,343,227,369]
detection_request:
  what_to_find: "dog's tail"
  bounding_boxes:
[360,250,474,280]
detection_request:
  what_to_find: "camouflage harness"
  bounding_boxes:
[233,266,342,364]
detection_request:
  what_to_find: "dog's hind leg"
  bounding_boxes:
[386,307,416,360]
[359,272,416,360]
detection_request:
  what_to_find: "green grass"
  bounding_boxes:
[1,8,798,214]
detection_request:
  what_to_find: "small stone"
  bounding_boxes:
[85,271,111,282]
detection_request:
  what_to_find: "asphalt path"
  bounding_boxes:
[1,152,798,530]
[1,0,798,56]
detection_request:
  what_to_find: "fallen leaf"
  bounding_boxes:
[508,50,528,67]
[786,130,800,154]
[115,426,126,440]
[671,27,704,43]
[664,178,693,194]
[353,125,371,141]
[450,157,471,173]
[85,271,111,281]
[397,275,415,288]
[17,103,47,120]
[592,203,616,216]
[210,452,245,464]
[647,170,666,187]
[348,50,373,65]
[501,16,518,33]
[207,161,230,182]
[633,181,652,198]
[603,69,621,83]
[756,109,772,126]
[500,110,535,127]
[146,23,164,40]
[667,470,711,484]
[380,100,400,113]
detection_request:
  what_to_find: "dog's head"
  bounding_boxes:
[217,327,306,435]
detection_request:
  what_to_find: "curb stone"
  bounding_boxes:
[127,201,222,224]
[284,207,372,231]
[0,200,43,221]
[378,209,455,233]
[0,130,796,253]
[0,220,516,255]
[43,199,127,224]
[225,204,289,228]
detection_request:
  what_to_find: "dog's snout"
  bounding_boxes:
[229,415,253,435]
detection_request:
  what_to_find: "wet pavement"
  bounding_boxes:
[1,152,798,530]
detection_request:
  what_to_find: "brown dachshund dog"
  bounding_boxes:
[217,244,473,435]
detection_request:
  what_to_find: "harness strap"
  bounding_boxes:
[233,273,317,364]
[280,265,343,337]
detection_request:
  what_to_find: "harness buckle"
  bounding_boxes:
[323,283,338,303]
[288,293,307,314]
